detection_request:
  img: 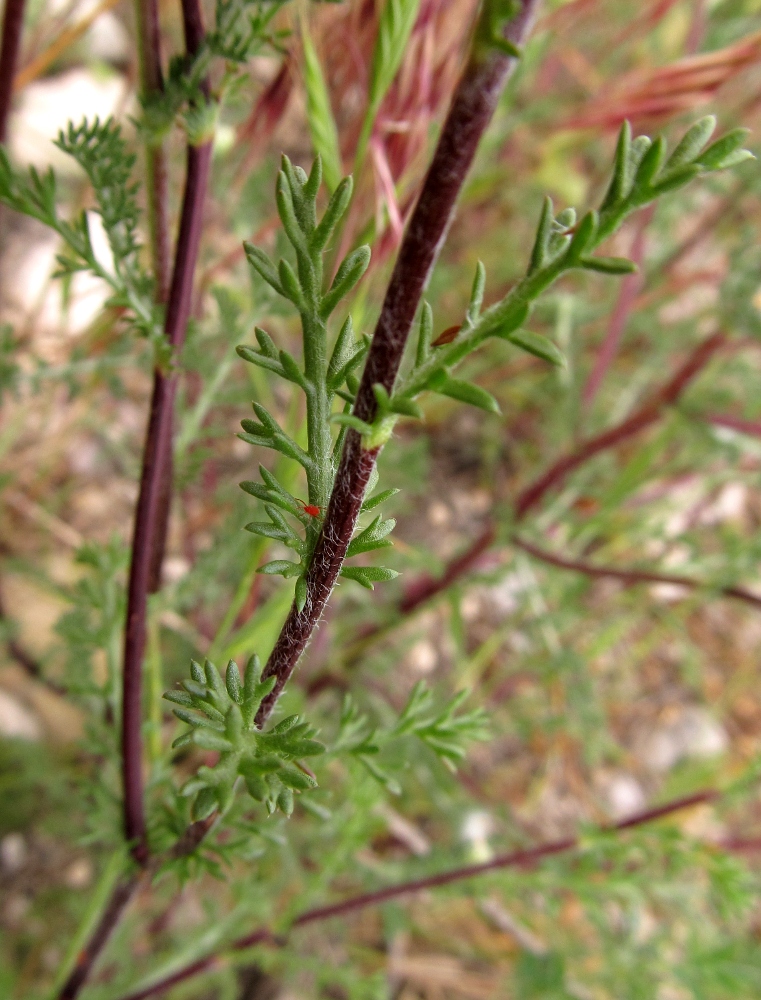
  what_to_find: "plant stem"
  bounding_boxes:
[0,0,25,144]
[113,788,720,1000]
[512,534,761,610]
[122,0,211,865]
[256,0,540,725]
[514,331,726,520]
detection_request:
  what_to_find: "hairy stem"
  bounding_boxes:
[0,0,25,144]
[114,788,720,1000]
[256,0,541,724]
[122,0,211,865]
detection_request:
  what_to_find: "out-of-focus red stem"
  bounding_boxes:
[515,332,726,520]
[513,534,761,610]
[122,0,210,868]
[704,412,761,438]
[0,0,25,144]
[399,526,496,613]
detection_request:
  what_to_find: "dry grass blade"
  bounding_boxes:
[569,30,761,129]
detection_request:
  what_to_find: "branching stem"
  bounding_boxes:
[256,0,541,723]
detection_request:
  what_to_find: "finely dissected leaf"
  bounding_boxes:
[301,21,342,192]
[165,657,324,819]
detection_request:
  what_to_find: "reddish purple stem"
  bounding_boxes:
[515,332,726,520]
[122,0,211,865]
[512,535,761,610]
[0,0,25,144]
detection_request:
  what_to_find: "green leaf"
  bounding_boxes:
[330,412,374,435]
[244,242,284,294]
[428,372,500,413]
[340,565,399,589]
[255,326,278,357]
[579,255,637,275]
[503,329,565,367]
[320,245,371,318]
[600,120,632,210]
[192,787,219,821]
[258,560,302,578]
[278,349,308,389]
[301,21,342,192]
[279,767,318,791]
[192,729,235,752]
[311,175,353,252]
[295,575,308,613]
[278,257,304,307]
[361,488,400,512]
[387,394,423,419]
[567,209,598,261]
[633,135,667,191]
[416,301,433,366]
[225,661,242,703]
[327,314,355,385]
[529,195,553,273]
[696,128,751,170]
[665,114,715,170]
[466,261,486,326]
[236,344,286,377]
[239,480,273,502]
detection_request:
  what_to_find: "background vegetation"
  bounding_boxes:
[2,0,761,997]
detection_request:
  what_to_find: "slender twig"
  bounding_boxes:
[0,0,25,143]
[515,331,726,520]
[256,0,541,726]
[512,535,761,610]
[704,412,761,438]
[399,525,497,613]
[122,0,211,866]
[114,788,720,1000]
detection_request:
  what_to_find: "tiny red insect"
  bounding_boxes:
[295,498,323,518]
